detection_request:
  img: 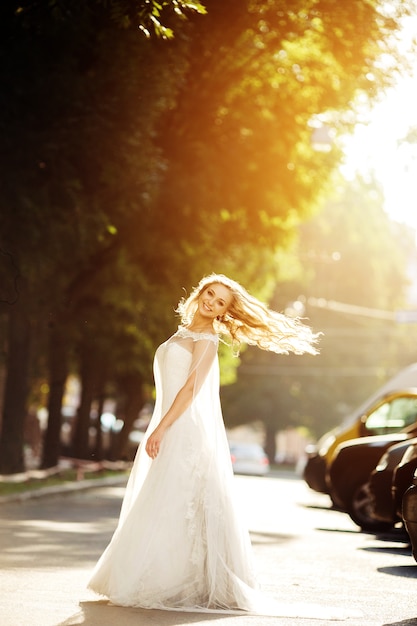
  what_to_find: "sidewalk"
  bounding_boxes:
[0,459,130,504]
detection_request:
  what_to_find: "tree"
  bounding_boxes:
[0,0,415,471]
[150,0,413,259]
[0,2,188,471]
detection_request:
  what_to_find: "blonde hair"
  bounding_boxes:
[177,274,321,355]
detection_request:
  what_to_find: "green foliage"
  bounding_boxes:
[137,0,207,38]
[299,172,413,309]
[223,172,416,439]
[147,0,413,276]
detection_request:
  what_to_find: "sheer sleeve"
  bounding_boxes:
[181,336,218,398]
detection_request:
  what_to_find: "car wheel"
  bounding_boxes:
[347,481,393,532]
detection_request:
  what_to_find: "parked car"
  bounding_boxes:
[306,387,417,497]
[368,438,416,527]
[328,433,412,530]
[393,439,417,519]
[402,470,417,562]
[326,390,417,530]
[303,363,417,495]
[229,442,269,476]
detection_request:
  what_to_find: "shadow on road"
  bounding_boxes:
[377,564,417,579]
[250,530,294,545]
[360,545,411,557]
[56,601,241,626]
[382,618,417,626]
[315,526,359,534]
[302,503,333,512]
[0,490,123,569]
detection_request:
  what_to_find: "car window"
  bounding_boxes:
[229,444,264,459]
[365,397,417,434]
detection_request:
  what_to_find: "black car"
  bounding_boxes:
[368,438,416,527]
[327,432,412,530]
[402,470,417,562]
[393,439,417,519]
[326,391,417,530]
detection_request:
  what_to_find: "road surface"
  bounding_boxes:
[1,470,416,626]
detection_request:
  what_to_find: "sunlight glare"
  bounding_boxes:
[340,12,417,236]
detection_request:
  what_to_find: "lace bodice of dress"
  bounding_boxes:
[174,326,219,346]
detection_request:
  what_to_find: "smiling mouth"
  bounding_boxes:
[203,302,212,312]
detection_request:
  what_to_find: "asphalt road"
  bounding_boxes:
[1,470,417,626]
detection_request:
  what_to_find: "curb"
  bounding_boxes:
[0,474,129,505]
[0,468,301,505]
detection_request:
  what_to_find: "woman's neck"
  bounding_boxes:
[187,313,214,333]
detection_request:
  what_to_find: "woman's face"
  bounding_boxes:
[198,283,232,320]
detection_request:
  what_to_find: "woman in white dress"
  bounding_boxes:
[87,273,321,613]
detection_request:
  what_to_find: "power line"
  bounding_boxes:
[238,365,394,377]
[306,297,417,323]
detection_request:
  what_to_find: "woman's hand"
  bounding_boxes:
[145,426,165,459]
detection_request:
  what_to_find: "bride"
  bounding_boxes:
[87,273,321,613]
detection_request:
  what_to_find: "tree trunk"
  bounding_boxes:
[112,373,144,460]
[41,320,69,468]
[0,359,6,434]
[264,423,276,465]
[93,390,105,461]
[0,302,31,474]
[71,341,98,459]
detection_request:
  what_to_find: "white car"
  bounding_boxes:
[229,442,269,476]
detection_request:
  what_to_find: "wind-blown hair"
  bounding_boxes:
[177,274,321,355]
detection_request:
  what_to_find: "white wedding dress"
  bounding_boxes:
[88,327,258,611]
[88,327,360,620]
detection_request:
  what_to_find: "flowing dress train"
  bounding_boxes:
[88,327,361,620]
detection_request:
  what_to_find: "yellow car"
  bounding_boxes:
[303,363,417,495]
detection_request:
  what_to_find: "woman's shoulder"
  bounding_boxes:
[175,326,219,345]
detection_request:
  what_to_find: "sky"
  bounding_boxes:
[339,12,417,236]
